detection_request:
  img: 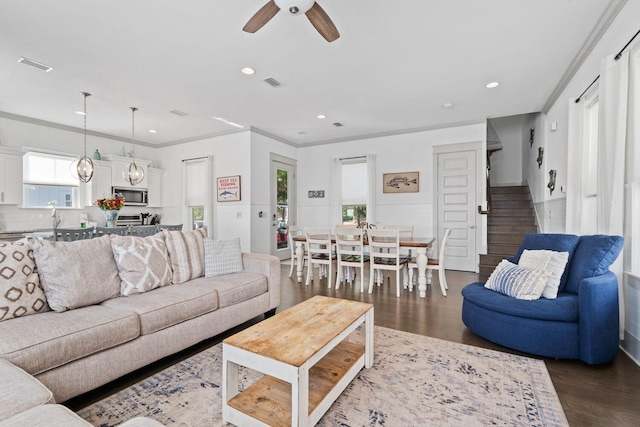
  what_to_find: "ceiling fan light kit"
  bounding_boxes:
[244,0,340,42]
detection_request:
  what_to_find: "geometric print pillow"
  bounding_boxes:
[204,238,243,278]
[163,226,208,285]
[110,234,173,296]
[484,259,552,300]
[0,238,49,321]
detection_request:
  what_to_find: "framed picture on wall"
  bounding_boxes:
[217,175,241,201]
[383,171,419,193]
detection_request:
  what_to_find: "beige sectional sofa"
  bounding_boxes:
[0,227,280,423]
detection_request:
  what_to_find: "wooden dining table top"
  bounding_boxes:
[293,235,434,248]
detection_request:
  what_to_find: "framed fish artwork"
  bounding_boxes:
[217,175,241,201]
[383,171,419,193]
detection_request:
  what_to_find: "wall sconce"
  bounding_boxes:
[547,169,557,195]
[537,147,544,169]
[530,127,535,147]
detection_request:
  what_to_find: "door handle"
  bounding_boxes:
[468,225,475,229]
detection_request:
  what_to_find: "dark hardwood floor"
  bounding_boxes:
[69,266,640,426]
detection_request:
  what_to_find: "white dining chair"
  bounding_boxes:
[368,229,410,297]
[335,228,369,292]
[305,227,337,288]
[287,225,307,278]
[408,228,452,296]
[384,225,414,288]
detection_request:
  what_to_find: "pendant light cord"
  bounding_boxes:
[82,92,91,156]
[130,107,137,160]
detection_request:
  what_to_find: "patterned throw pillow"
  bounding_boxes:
[518,249,569,299]
[204,238,243,278]
[163,226,208,284]
[484,259,551,300]
[110,234,173,296]
[0,239,49,321]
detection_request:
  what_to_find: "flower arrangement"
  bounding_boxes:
[94,194,125,211]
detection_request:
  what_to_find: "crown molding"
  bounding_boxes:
[542,0,628,113]
[154,128,248,147]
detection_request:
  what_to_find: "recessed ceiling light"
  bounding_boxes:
[317,114,326,119]
[75,111,86,116]
[442,103,453,109]
[148,129,157,133]
[241,67,255,75]
[486,81,500,88]
[18,57,53,72]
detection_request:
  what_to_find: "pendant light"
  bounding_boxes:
[123,106,145,186]
[74,92,94,183]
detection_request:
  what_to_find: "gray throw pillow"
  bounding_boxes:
[163,226,208,284]
[29,235,121,311]
[204,238,243,277]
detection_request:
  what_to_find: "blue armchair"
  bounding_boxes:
[461,233,624,365]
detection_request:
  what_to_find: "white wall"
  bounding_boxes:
[297,123,486,239]
[0,116,160,231]
[488,115,526,186]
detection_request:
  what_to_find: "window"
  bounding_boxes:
[184,158,207,230]
[341,159,367,225]
[23,152,79,208]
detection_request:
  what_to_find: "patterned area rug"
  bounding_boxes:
[78,326,568,426]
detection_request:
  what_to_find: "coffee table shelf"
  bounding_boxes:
[227,341,364,426]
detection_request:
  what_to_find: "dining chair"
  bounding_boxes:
[305,227,336,288]
[158,224,183,231]
[53,228,94,241]
[368,229,410,297]
[287,225,307,278]
[383,225,414,288]
[94,226,129,237]
[128,225,159,237]
[408,228,452,296]
[335,228,369,292]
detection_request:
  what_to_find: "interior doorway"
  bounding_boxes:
[270,155,297,260]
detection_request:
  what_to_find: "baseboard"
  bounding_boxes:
[620,331,640,367]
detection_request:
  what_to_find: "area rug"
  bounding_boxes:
[77,326,568,426]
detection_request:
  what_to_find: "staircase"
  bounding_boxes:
[479,186,538,281]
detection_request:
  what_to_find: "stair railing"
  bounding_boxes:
[478,150,494,215]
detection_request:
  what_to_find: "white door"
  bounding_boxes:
[271,159,297,260]
[437,149,477,272]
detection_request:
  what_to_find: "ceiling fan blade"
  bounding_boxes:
[305,2,340,42]
[243,0,280,33]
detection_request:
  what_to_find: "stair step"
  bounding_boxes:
[489,208,535,217]
[492,192,531,201]
[488,233,529,245]
[488,243,520,255]
[480,254,508,265]
[488,225,538,234]
[488,216,537,225]
[491,200,533,209]
[479,265,494,280]
[490,186,529,194]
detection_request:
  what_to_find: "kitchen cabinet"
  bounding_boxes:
[103,155,150,189]
[146,167,164,207]
[0,148,23,205]
[83,160,112,207]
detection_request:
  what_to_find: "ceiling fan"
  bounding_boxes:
[243,0,340,42]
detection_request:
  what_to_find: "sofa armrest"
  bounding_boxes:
[578,271,620,364]
[242,252,281,310]
[0,358,54,422]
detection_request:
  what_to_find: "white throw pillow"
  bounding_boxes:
[484,259,551,300]
[110,234,173,296]
[518,249,569,299]
[204,238,243,277]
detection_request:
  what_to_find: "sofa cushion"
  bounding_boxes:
[192,273,268,308]
[204,238,243,278]
[0,404,92,427]
[0,239,48,321]
[29,236,121,311]
[163,227,207,284]
[484,260,551,300]
[511,233,581,293]
[518,249,569,299]
[565,234,624,294]
[0,358,53,422]
[0,305,139,375]
[462,282,579,322]
[101,281,219,335]
[110,234,172,296]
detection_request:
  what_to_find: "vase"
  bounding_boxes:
[103,210,119,228]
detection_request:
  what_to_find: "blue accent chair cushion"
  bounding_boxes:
[462,233,623,365]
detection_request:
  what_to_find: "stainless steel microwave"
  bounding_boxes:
[112,187,148,206]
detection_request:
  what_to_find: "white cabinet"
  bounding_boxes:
[147,167,164,207]
[0,149,23,205]
[83,160,112,207]
[103,155,150,189]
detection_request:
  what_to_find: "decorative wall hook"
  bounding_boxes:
[547,169,557,195]
[530,127,535,147]
[537,147,544,169]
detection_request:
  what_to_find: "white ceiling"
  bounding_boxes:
[0,0,619,147]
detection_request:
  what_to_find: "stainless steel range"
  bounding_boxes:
[116,213,143,227]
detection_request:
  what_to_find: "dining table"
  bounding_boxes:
[293,235,435,298]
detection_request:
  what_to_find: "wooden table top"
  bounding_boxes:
[223,295,373,367]
[293,235,434,248]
